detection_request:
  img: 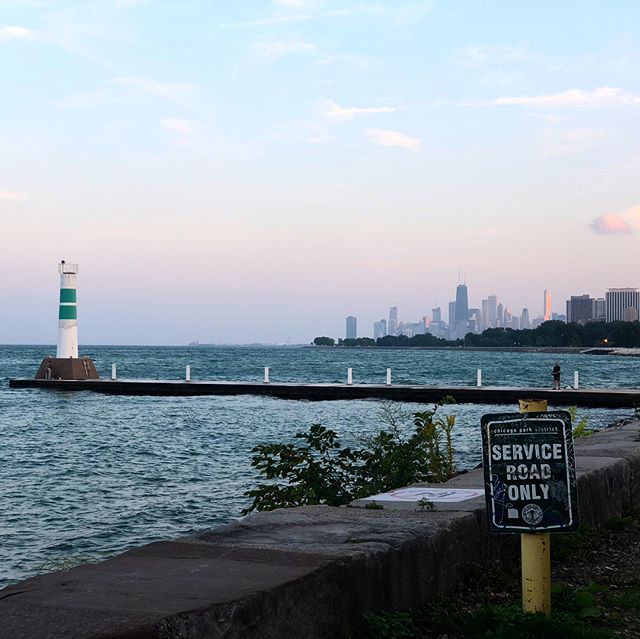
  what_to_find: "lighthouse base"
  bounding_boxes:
[35,356,100,380]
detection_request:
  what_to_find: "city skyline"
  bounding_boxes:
[2,0,640,344]
[345,282,638,341]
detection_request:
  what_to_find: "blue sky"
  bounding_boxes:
[1,0,640,344]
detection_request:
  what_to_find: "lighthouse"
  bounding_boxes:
[35,261,99,380]
[57,260,79,358]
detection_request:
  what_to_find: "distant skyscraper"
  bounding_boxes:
[503,306,512,327]
[346,316,357,339]
[543,289,552,321]
[448,301,456,327]
[373,319,387,339]
[388,306,398,336]
[606,289,640,322]
[566,295,594,324]
[469,308,481,333]
[487,295,498,328]
[521,308,530,329]
[594,298,606,322]
[432,307,442,324]
[454,284,469,323]
[497,302,504,327]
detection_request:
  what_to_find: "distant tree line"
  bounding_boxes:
[313,320,640,348]
[465,320,640,348]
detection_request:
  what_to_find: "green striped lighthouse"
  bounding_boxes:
[34,260,99,380]
[57,260,79,358]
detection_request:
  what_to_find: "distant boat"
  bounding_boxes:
[188,341,200,346]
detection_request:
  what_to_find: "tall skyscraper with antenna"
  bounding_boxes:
[455,284,469,323]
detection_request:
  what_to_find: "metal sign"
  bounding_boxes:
[481,411,578,533]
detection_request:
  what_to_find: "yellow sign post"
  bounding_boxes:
[519,398,551,615]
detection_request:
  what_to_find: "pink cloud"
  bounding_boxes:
[0,190,26,201]
[590,213,632,235]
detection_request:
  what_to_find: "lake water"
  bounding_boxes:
[1,345,638,586]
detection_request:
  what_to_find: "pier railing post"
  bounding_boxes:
[477,369,482,387]
[347,368,353,385]
[186,365,191,383]
[264,367,270,384]
[386,368,392,386]
[574,371,579,389]
[111,364,117,380]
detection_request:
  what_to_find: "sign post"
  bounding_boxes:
[481,401,578,616]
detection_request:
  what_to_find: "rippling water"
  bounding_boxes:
[1,345,638,586]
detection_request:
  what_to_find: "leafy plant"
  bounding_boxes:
[242,400,457,514]
[417,497,436,512]
[362,585,615,639]
[568,406,594,438]
[362,612,416,639]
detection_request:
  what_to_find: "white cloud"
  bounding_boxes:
[481,87,640,108]
[326,102,398,119]
[357,2,433,25]
[160,118,192,134]
[590,214,632,235]
[112,0,149,6]
[255,40,315,61]
[366,128,421,149]
[455,43,530,68]
[541,128,605,156]
[273,0,323,8]
[0,191,26,201]
[590,205,640,235]
[230,9,350,28]
[112,77,199,101]
[325,101,399,120]
[626,205,640,227]
[58,77,201,110]
[230,3,431,28]
[0,25,37,40]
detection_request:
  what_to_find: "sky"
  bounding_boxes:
[1,0,639,345]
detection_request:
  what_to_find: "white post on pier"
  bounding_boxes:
[386,368,392,386]
[574,370,579,389]
[111,363,117,380]
[186,365,191,383]
[264,366,270,384]
[347,368,353,385]
[477,369,482,387]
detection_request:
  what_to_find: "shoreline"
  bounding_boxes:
[306,345,640,356]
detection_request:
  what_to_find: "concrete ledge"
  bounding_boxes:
[9,378,640,407]
[1,422,639,638]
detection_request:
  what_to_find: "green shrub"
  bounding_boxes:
[242,399,457,514]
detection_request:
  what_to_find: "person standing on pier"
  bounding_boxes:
[552,362,561,390]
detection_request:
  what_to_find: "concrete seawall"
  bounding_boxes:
[9,378,640,407]
[1,421,639,639]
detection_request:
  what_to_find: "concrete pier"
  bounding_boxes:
[8,377,640,407]
[1,421,639,638]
